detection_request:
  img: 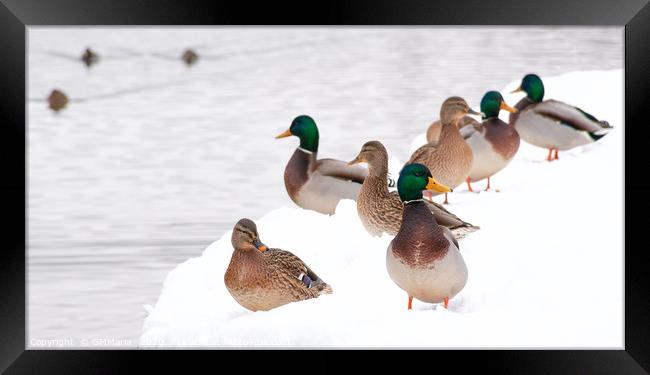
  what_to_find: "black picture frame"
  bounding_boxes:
[0,0,646,372]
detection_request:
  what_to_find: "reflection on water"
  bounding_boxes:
[27,27,622,346]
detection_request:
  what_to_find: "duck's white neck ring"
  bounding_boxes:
[298,147,314,155]
[403,198,425,205]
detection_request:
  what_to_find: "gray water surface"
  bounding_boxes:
[27,27,622,347]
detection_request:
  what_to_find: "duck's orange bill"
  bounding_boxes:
[426,177,452,193]
[500,101,518,113]
[275,129,292,139]
[510,86,523,94]
[258,245,268,252]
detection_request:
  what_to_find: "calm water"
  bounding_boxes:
[27,27,622,347]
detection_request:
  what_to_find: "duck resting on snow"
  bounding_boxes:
[509,73,612,161]
[408,97,481,204]
[386,163,468,310]
[224,218,332,312]
[276,115,368,215]
[349,140,479,239]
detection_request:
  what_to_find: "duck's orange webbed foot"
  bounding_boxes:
[466,177,473,192]
[485,177,491,191]
[546,148,553,162]
[554,149,559,160]
[443,297,449,309]
[408,295,413,310]
[443,193,449,205]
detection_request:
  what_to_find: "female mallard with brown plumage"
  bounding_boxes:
[224,218,332,312]
[426,116,479,144]
[408,97,481,204]
[276,115,368,215]
[462,91,519,191]
[509,74,612,161]
[349,140,479,239]
[386,163,468,310]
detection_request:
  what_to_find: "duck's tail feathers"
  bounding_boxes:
[450,225,480,241]
[313,280,333,295]
[589,127,611,141]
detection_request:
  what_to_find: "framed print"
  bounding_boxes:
[0,0,647,372]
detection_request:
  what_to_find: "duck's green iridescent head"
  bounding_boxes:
[480,91,518,119]
[275,115,320,152]
[512,74,544,103]
[397,163,451,202]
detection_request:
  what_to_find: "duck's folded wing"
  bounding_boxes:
[533,100,609,132]
[423,199,474,229]
[266,249,324,288]
[459,121,483,140]
[315,158,368,184]
[408,142,438,164]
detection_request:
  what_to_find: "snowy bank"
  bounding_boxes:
[140,69,623,348]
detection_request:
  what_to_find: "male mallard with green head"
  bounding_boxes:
[224,218,332,312]
[509,74,612,161]
[386,163,468,310]
[408,97,481,204]
[349,141,479,239]
[462,91,519,191]
[276,115,368,215]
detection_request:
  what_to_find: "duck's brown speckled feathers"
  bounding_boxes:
[354,141,478,238]
[408,97,475,191]
[426,116,479,144]
[224,219,332,312]
[408,122,473,190]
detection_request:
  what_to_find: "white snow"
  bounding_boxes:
[139,69,623,348]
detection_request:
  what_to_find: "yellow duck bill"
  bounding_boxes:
[500,101,518,113]
[426,177,452,193]
[275,129,292,139]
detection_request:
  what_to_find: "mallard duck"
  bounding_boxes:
[349,141,479,239]
[182,49,199,66]
[386,163,468,310]
[48,89,69,112]
[224,218,332,312]
[509,74,612,161]
[426,116,479,144]
[81,47,99,68]
[408,97,480,204]
[461,91,519,191]
[276,115,368,215]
